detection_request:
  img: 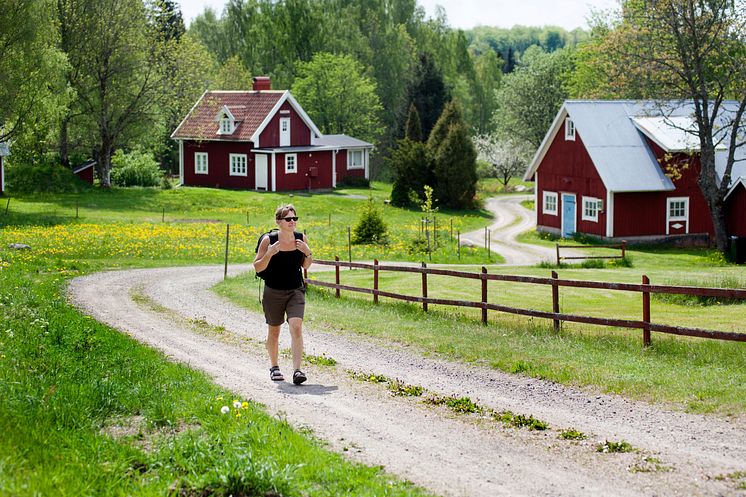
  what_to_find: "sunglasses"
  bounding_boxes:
[280,216,299,222]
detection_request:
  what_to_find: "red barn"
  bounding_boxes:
[170,77,373,191]
[0,142,9,195]
[73,160,95,185]
[524,101,746,244]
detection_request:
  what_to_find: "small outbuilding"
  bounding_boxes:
[73,160,96,185]
[171,77,373,191]
[0,142,9,195]
[523,100,746,243]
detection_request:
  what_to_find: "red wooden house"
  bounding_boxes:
[171,77,373,191]
[0,142,9,195]
[523,100,746,243]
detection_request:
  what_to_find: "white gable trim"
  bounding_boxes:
[250,91,323,144]
[215,105,236,122]
[523,106,569,181]
[725,177,746,200]
[606,191,614,237]
[171,90,208,139]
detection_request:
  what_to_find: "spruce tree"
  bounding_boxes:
[404,103,423,142]
[407,52,450,141]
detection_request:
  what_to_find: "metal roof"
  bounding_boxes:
[316,134,373,148]
[0,142,10,156]
[525,100,745,192]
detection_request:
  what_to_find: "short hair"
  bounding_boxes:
[275,204,297,220]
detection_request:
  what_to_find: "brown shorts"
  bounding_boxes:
[262,285,306,325]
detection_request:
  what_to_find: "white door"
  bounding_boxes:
[279,118,290,147]
[255,154,268,190]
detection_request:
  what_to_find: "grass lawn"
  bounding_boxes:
[1,184,475,497]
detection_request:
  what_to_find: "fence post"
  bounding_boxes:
[373,259,379,305]
[223,224,230,280]
[450,218,453,241]
[426,228,431,261]
[556,243,560,266]
[642,274,651,347]
[347,227,352,269]
[422,262,428,313]
[487,230,491,262]
[481,267,488,324]
[76,199,79,219]
[457,230,461,260]
[484,227,488,252]
[622,240,627,260]
[335,256,340,298]
[551,270,560,332]
[162,207,166,222]
[433,215,437,246]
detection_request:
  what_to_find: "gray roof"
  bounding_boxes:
[525,100,746,192]
[316,134,373,148]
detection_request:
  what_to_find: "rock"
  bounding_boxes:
[514,185,527,192]
[8,243,31,250]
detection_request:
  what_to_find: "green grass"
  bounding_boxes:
[1,185,472,496]
[216,267,746,415]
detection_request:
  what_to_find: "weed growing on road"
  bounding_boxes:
[492,411,548,431]
[306,354,338,366]
[597,440,636,453]
[559,429,587,440]
[629,456,673,473]
[388,380,424,397]
[347,370,390,383]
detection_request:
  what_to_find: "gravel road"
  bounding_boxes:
[68,264,746,497]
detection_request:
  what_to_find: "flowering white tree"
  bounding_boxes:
[473,134,530,190]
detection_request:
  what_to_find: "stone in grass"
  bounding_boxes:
[8,243,31,250]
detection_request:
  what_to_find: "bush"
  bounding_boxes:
[110,149,163,187]
[5,156,89,194]
[351,198,388,244]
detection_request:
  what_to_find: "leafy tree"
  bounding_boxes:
[428,101,477,208]
[188,7,233,64]
[473,135,530,189]
[594,0,746,253]
[292,52,383,143]
[472,50,502,134]
[492,46,574,149]
[0,0,67,144]
[211,55,253,90]
[147,0,185,42]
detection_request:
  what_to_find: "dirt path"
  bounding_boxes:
[461,195,584,265]
[68,265,746,497]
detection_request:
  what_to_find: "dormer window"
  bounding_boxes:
[565,117,575,141]
[220,115,233,134]
[215,106,236,135]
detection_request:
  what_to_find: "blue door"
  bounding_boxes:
[561,194,576,238]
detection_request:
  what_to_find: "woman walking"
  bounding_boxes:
[253,204,313,385]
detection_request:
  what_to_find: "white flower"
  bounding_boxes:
[233,401,242,409]
[220,405,230,414]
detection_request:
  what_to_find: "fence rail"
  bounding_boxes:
[304,258,746,347]
[556,241,626,265]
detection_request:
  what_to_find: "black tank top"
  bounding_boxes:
[260,232,305,290]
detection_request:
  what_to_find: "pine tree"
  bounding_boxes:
[404,103,423,142]
[407,52,450,141]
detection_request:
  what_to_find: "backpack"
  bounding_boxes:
[255,230,304,282]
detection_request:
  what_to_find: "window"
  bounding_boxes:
[348,149,364,169]
[565,117,575,141]
[582,196,600,222]
[219,114,233,134]
[543,191,558,216]
[668,197,688,220]
[229,154,247,176]
[195,152,208,174]
[285,154,297,174]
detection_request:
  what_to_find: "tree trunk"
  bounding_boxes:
[59,116,70,169]
[98,142,113,188]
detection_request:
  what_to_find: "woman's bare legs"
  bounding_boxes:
[266,325,281,367]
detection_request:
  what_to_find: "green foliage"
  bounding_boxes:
[389,139,432,207]
[653,275,746,307]
[493,411,549,430]
[597,440,635,453]
[428,102,478,209]
[388,380,424,397]
[292,52,384,144]
[110,149,164,187]
[405,103,423,142]
[347,371,390,383]
[559,429,587,440]
[211,54,253,90]
[351,198,388,245]
[5,157,89,194]
[306,354,337,366]
[425,395,482,414]
[407,53,451,141]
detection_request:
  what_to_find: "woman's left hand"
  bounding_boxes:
[295,239,311,256]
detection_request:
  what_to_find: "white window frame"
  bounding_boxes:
[285,153,297,174]
[218,114,234,135]
[543,191,558,216]
[565,117,575,141]
[667,197,688,221]
[229,153,247,176]
[347,149,364,170]
[194,152,208,175]
[582,196,600,222]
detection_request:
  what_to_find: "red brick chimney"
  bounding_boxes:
[252,76,271,91]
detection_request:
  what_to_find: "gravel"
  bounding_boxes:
[68,264,746,497]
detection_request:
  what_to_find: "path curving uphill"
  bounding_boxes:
[461,195,584,265]
[68,265,745,497]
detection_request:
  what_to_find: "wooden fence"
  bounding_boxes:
[304,257,746,347]
[556,241,626,265]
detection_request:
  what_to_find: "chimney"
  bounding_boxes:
[252,76,271,91]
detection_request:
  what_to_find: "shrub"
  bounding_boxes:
[351,198,388,244]
[5,156,89,193]
[110,149,163,187]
